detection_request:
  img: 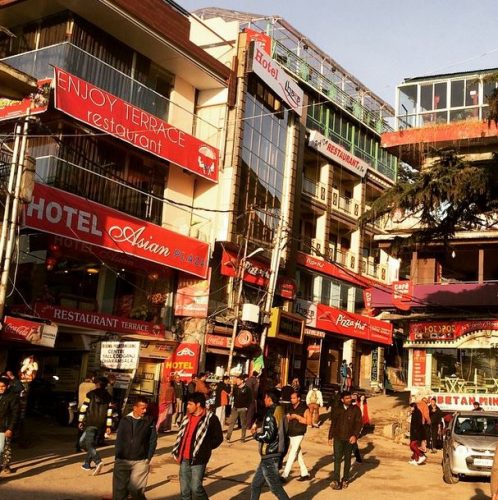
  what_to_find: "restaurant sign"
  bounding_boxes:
[409,319,498,342]
[54,68,219,182]
[432,393,498,412]
[161,343,200,381]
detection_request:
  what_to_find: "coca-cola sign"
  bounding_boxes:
[23,183,209,278]
[3,315,57,348]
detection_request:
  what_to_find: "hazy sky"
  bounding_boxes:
[180,0,498,105]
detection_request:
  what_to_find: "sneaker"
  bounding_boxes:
[408,460,418,466]
[93,462,104,476]
[298,475,311,481]
[81,464,92,471]
[417,455,426,465]
[342,480,349,489]
[331,480,342,490]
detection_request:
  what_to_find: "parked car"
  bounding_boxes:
[442,410,498,484]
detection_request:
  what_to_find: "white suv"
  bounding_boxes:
[442,411,498,484]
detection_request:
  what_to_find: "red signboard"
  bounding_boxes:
[392,280,413,311]
[315,303,392,345]
[221,249,296,299]
[409,319,498,342]
[3,315,57,348]
[244,28,271,55]
[23,183,209,278]
[412,349,426,386]
[54,68,219,182]
[174,270,211,317]
[162,342,200,381]
[0,78,51,122]
[34,303,165,338]
[205,334,230,348]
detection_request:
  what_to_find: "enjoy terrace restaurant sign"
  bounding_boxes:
[23,183,209,278]
[54,67,219,182]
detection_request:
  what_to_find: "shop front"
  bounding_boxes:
[407,319,498,411]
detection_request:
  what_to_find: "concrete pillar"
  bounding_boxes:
[342,339,356,364]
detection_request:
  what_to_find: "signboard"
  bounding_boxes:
[23,183,209,278]
[295,299,317,328]
[103,371,132,390]
[315,303,393,345]
[432,393,498,412]
[3,315,57,348]
[392,280,413,311]
[309,130,368,177]
[174,270,211,317]
[244,28,271,55]
[139,341,175,359]
[54,68,219,182]
[205,334,230,349]
[0,78,51,122]
[34,303,165,338]
[250,45,303,116]
[162,342,200,381]
[100,341,140,369]
[371,347,379,382]
[409,319,498,342]
[268,308,304,344]
[412,349,426,387]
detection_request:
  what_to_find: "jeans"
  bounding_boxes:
[282,435,308,478]
[113,459,149,500]
[82,426,102,466]
[179,460,208,500]
[251,457,290,500]
[174,398,184,425]
[332,438,353,482]
[226,408,247,441]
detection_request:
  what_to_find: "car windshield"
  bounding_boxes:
[454,415,498,436]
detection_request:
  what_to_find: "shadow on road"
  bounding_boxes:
[470,487,491,500]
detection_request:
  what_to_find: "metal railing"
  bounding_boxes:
[360,257,388,282]
[331,189,361,218]
[302,175,327,202]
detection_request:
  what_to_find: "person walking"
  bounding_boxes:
[173,374,185,427]
[246,371,260,429]
[78,376,113,475]
[172,392,223,500]
[280,382,293,410]
[328,391,362,490]
[408,402,427,466]
[428,397,443,452]
[113,396,157,500]
[214,375,231,427]
[281,391,311,482]
[156,379,175,432]
[187,375,197,396]
[250,390,290,500]
[226,374,252,443]
[305,384,323,428]
[0,377,20,475]
[417,397,430,452]
[346,363,353,391]
[339,361,348,391]
[76,374,96,452]
[358,394,370,427]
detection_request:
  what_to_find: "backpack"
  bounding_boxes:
[309,390,318,405]
[340,364,347,377]
[85,390,111,427]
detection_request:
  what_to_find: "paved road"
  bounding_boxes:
[0,397,492,499]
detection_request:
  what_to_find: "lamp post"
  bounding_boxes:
[226,246,264,375]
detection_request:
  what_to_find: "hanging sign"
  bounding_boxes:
[100,341,140,369]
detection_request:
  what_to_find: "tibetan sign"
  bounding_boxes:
[100,341,140,370]
[23,183,209,278]
[309,130,368,177]
[412,349,426,386]
[54,67,219,182]
[432,393,498,412]
[392,280,413,311]
[174,270,211,317]
[250,45,303,116]
[315,303,393,345]
[161,342,200,381]
[0,78,51,122]
[409,319,498,342]
[3,315,57,348]
[34,303,165,338]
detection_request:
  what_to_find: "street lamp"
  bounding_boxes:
[226,246,264,375]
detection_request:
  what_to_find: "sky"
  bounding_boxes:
[179,0,498,106]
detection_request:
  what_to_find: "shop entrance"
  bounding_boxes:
[320,337,342,386]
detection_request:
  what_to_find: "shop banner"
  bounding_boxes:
[432,393,498,412]
[409,319,498,342]
[309,130,368,178]
[315,303,393,345]
[174,270,211,317]
[34,303,165,338]
[0,78,51,122]
[412,349,426,386]
[23,183,209,278]
[100,341,140,369]
[250,45,303,116]
[54,68,219,182]
[392,280,413,311]
[221,249,296,299]
[3,315,57,348]
[162,342,200,381]
[139,341,175,359]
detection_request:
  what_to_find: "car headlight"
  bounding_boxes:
[453,444,468,455]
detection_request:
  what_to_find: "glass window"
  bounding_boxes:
[434,82,447,109]
[420,84,433,112]
[466,79,479,106]
[398,84,417,115]
[483,80,497,101]
[455,415,498,436]
[451,80,465,107]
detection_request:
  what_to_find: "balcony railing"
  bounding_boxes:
[331,189,361,218]
[302,175,327,202]
[360,257,388,282]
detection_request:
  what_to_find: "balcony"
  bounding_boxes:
[302,175,327,203]
[331,189,361,218]
[360,257,388,283]
[35,155,211,242]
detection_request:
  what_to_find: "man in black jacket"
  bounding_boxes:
[172,392,223,499]
[0,377,19,474]
[250,390,290,500]
[226,374,253,443]
[112,396,157,500]
[327,391,362,490]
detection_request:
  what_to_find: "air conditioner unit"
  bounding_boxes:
[242,303,260,323]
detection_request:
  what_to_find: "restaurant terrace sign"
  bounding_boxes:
[54,68,219,182]
[23,183,209,278]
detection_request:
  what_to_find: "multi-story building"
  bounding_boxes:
[370,68,498,410]
[0,0,232,402]
[191,8,398,389]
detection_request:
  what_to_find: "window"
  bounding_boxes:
[451,80,465,107]
[398,85,417,115]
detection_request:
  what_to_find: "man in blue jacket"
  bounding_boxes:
[112,396,157,500]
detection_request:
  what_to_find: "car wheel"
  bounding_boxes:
[442,453,459,484]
